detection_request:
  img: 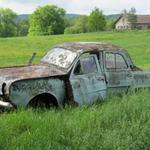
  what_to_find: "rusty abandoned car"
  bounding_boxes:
[0,42,150,109]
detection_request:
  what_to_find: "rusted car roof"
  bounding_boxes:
[55,42,121,52]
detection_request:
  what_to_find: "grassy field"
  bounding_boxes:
[0,31,150,150]
[0,30,150,69]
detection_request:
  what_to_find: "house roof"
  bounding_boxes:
[137,15,150,24]
[114,14,150,24]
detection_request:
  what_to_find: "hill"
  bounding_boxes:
[106,14,120,21]
[17,13,120,22]
[65,13,81,18]
[17,13,81,22]
[0,31,150,149]
[17,14,29,22]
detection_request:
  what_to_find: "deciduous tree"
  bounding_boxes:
[65,15,89,34]
[128,7,137,29]
[88,7,106,31]
[17,20,29,36]
[0,8,17,37]
[29,5,66,36]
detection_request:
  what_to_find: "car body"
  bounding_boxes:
[0,42,150,108]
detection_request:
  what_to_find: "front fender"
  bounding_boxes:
[9,78,65,107]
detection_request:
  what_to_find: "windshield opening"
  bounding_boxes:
[41,48,77,69]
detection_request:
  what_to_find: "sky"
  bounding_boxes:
[0,0,150,15]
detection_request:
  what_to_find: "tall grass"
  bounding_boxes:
[0,31,150,149]
[0,90,150,150]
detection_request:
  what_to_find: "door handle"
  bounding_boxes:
[127,73,132,78]
[97,76,105,81]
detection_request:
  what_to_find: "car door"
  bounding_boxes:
[104,51,133,94]
[69,53,106,106]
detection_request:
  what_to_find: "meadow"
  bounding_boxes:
[0,30,150,69]
[0,31,150,150]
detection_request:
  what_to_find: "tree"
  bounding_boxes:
[29,5,66,36]
[65,15,89,34]
[128,7,137,29]
[0,8,17,37]
[122,9,127,16]
[76,15,89,33]
[17,20,29,36]
[106,19,114,30]
[64,17,77,28]
[88,7,106,32]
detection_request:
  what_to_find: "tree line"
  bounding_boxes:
[0,5,137,37]
[0,8,29,37]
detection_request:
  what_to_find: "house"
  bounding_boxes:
[115,15,150,30]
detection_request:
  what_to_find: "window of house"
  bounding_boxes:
[74,55,98,75]
[117,26,120,29]
[105,53,128,70]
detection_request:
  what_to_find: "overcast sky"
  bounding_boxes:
[0,0,150,15]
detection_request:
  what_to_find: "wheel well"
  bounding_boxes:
[27,93,58,108]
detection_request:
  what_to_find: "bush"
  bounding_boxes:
[64,26,84,34]
[64,15,89,34]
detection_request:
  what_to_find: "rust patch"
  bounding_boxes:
[0,64,66,81]
[0,64,66,95]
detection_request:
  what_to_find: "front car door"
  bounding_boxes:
[104,51,133,94]
[69,53,106,105]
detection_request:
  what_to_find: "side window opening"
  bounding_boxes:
[116,54,128,69]
[105,52,128,70]
[74,54,98,75]
[106,53,115,69]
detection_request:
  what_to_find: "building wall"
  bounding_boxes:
[115,16,130,30]
[137,24,150,30]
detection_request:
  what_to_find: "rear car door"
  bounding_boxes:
[69,53,106,105]
[104,51,133,94]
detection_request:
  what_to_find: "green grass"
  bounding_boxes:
[0,91,150,150]
[0,30,150,70]
[0,31,150,150]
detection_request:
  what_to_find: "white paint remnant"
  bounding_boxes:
[41,48,77,69]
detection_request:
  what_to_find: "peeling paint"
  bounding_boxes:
[10,78,65,106]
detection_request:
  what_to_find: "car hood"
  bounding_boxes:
[0,64,66,95]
